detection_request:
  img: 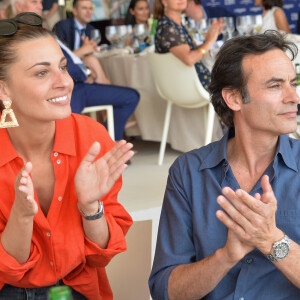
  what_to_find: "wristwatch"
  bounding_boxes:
[266,234,290,261]
[78,201,104,221]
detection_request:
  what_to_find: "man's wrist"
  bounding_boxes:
[259,229,285,255]
[217,247,240,267]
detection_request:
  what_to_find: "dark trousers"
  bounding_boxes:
[0,281,87,300]
[71,83,140,141]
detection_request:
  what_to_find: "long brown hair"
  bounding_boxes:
[262,0,283,9]
[153,0,164,19]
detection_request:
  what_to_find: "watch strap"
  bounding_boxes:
[78,201,104,220]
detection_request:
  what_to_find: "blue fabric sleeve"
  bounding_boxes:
[149,157,196,300]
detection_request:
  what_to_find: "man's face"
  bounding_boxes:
[73,0,93,26]
[16,0,43,16]
[236,49,299,136]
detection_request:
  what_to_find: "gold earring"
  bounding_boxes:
[0,99,19,129]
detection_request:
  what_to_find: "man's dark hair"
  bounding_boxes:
[209,30,297,128]
[73,0,89,8]
[262,0,283,10]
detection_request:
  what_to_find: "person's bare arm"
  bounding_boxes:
[82,55,111,84]
[75,141,134,248]
[170,21,223,66]
[44,3,59,22]
[1,163,37,264]
[168,228,253,300]
[274,8,291,33]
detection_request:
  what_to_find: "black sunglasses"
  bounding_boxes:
[0,12,43,36]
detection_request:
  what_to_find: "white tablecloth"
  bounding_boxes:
[97,52,223,153]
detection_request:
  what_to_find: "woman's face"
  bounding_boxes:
[1,36,73,126]
[130,0,150,24]
[162,0,187,13]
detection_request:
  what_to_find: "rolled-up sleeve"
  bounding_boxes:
[0,235,40,284]
[149,157,195,300]
[84,176,133,267]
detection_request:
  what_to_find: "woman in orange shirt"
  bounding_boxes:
[0,12,133,299]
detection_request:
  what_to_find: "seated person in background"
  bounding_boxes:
[0,13,134,299]
[53,0,111,84]
[154,0,222,90]
[124,0,150,26]
[13,0,140,141]
[149,31,300,300]
[255,0,291,33]
[9,0,43,18]
[59,39,140,141]
[186,0,234,21]
[42,0,60,29]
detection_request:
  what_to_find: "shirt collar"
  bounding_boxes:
[53,116,76,156]
[74,18,86,30]
[199,128,232,171]
[199,129,298,173]
[0,116,76,168]
[276,134,298,172]
[0,128,19,167]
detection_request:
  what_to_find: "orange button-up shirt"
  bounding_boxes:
[0,114,133,299]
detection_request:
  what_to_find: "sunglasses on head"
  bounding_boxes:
[0,12,43,36]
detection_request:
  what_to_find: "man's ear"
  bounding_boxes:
[221,88,243,112]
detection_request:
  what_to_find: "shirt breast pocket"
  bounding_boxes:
[276,210,300,243]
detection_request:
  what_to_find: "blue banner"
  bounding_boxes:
[202,0,300,33]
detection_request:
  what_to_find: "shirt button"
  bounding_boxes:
[58,196,63,201]
[50,261,54,266]
[46,232,51,237]
[239,297,245,300]
[246,258,253,264]
[56,159,61,165]
[53,152,58,157]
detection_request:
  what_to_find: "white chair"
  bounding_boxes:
[149,52,215,165]
[81,105,115,141]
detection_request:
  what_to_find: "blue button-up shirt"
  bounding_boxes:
[149,130,300,300]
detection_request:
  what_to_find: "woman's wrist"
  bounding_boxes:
[198,47,207,56]
[77,201,99,216]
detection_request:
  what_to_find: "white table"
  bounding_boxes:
[97,51,223,153]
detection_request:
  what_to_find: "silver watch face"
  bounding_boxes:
[275,242,289,259]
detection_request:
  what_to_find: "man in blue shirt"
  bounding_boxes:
[149,31,300,299]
